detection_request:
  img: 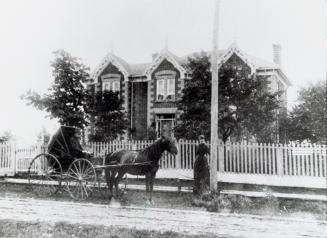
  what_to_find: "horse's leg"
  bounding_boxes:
[114,170,125,198]
[110,170,117,198]
[149,172,156,202]
[145,173,150,200]
[105,169,112,199]
[105,169,116,199]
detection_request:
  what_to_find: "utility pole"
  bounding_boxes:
[210,0,220,191]
[325,0,327,192]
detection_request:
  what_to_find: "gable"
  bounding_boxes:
[220,53,252,75]
[98,63,125,83]
[151,59,181,79]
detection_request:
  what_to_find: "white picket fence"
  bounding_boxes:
[0,143,15,176]
[0,140,326,189]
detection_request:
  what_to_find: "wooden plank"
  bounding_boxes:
[240,141,244,173]
[272,143,276,175]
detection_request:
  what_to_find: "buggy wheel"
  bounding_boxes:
[27,153,62,197]
[66,159,96,200]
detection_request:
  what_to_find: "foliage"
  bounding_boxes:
[174,53,281,142]
[286,81,327,143]
[22,50,91,128]
[193,192,327,219]
[88,90,128,141]
[0,131,14,143]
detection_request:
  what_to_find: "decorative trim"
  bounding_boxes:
[101,73,121,81]
[257,70,288,88]
[153,107,178,114]
[91,53,129,82]
[144,50,186,80]
[147,81,151,127]
[124,81,129,112]
[218,44,256,74]
[155,70,176,78]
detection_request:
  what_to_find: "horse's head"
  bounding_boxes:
[160,136,178,155]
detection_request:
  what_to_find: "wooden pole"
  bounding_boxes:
[325,0,327,192]
[210,0,220,191]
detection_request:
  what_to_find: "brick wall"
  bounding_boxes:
[130,82,148,139]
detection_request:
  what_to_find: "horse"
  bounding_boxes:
[104,136,178,201]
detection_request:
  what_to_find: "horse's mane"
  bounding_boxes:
[139,139,165,162]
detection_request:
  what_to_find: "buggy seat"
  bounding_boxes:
[47,126,85,171]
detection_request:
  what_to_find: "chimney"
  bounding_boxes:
[272,44,282,66]
[152,52,159,61]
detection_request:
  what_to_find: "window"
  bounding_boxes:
[112,81,120,92]
[102,80,120,92]
[101,74,121,93]
[103,82,111,91]
[156,78,175,101]
[157,79,165,101]
[166,78,175,100]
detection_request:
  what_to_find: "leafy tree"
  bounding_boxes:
[286,81,327,143]
[22,50,91,128]
[88,90,128,141]
[0,131,14,143]
[174,53,281,142]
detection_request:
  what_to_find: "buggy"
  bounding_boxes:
[27,126,178,200]
[28,126,98,199]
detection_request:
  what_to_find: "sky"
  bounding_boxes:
[0,0,326,144]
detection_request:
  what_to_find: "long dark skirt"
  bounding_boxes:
[193,155,209,196]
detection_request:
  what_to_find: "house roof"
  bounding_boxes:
[91,45,291,86]
[129,63,150,76]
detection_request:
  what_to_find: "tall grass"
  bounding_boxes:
[192,192,327,220]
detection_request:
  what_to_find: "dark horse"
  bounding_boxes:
[104,136,178,201]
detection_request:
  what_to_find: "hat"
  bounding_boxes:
[199,135,205,140]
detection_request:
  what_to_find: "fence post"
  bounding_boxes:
[277,144,284,176]
[218,140,224,172]
[11,143,17,176]
[176,140,181,169]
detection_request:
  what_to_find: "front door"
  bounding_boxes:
[155,114,175,138]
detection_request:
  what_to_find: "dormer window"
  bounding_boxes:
[101,74,121,93]
[155,70,176,101]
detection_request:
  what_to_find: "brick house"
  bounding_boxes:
[88,43,291,140]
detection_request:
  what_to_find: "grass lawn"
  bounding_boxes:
[0,219,226,238]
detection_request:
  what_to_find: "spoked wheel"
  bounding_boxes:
[27,153,62,197]
[66,159,97,200]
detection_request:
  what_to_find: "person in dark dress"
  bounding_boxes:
[69,130,85,158]
[193,135,210,196]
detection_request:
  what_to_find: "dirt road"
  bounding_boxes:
[0,197,326,237]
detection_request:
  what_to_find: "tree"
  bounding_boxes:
[22,50,91,128]
[286,81,327,143]
[88,90,128,141]
[0,131,14,143]
[174,53,281,142]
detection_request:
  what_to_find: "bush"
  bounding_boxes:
[193,192,253,213]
